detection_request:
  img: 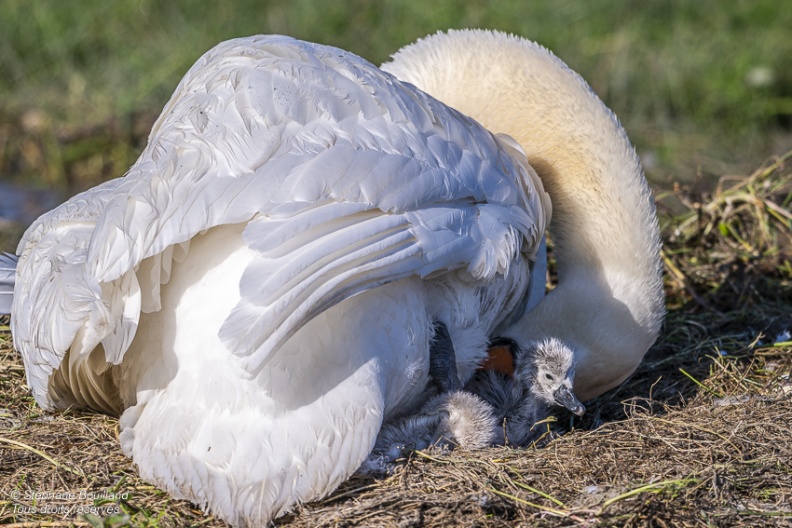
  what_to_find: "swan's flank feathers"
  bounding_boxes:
[221,200,539,374]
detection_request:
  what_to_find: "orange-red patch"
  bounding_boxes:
[479,344,514,376]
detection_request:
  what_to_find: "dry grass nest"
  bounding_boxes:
[1,153,791,527]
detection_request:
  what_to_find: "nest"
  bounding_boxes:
[1,153,790,527]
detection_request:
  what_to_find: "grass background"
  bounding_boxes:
[1,0,791,202]
[0,1,791,526]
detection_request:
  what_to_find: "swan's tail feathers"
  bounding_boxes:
[0,252,17,315]
[12,223,140,412]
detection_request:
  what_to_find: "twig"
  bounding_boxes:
[0,437,84,476]
[679,368,723,398]
[597,478,699,513]
[503,466,566,507]
[487,486,573,517]
[3,523,89,528]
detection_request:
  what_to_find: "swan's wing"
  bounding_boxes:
[14,35,548,396]
[221,199,540,374]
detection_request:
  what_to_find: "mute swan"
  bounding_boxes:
[466,337,584,446]
[0,28,664,525]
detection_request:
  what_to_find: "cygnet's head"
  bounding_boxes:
[517,337,585,416]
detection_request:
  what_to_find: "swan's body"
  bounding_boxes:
[2,29,664,526]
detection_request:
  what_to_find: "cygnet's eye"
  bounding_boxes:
[544,373,554,381]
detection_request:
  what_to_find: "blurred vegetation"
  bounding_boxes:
[0,0,790,227]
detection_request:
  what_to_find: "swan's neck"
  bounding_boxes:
[383,30,664,400]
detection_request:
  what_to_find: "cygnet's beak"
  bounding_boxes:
[553,386,586,416]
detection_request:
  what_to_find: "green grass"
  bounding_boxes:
[1,0,791,192]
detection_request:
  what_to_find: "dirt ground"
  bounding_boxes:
[0,155,790,527]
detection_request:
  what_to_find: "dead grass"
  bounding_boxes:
[0,153,791,527]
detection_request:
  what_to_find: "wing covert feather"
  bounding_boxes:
[14,35,549,385]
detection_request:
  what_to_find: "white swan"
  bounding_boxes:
[1,29,664,525]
